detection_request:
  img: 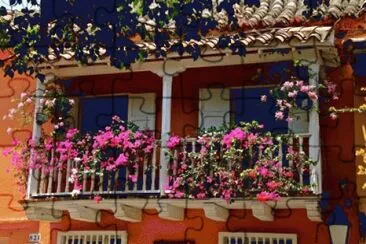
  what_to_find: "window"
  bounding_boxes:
[218,232,297,244]
[199,87,308,134]
[57,231,127,244]
[71,93,156,134]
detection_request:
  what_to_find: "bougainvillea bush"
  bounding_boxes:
[164,121,316,202]
[3,116,156,198]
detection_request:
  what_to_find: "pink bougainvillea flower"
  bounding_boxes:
[174,191,184,198]
[266,181,283,190]
[275,111,284,120]
[296,80,304,87]
[20,92,27,99]
[259,167,269,177]
[93,195,102,204]
[128,174,138,183]
[330,113,338,120]
[288,91,297,98]
[166,136,181,149]
[206,176,213,183]
[196,192,206,199]
[307,91,318,101]
[256,191,280,202]
[115,153,128,166]
[260,95,267,102]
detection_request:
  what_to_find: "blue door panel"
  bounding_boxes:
[80,96,128,134]
[231,87,288,133]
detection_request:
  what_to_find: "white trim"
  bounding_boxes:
[27,75,55,199]
[160,75,173,194]
[57,230,127,244]
[42,48,320,78]
[218,232,297,244]
[308,62,322,194]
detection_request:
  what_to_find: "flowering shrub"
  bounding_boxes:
[164,121,316,202]
[2,136,54,196]
[3,114,155,199]
[261,79,339,122]
[4,82,74,139]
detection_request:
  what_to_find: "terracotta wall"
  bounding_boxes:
[0,62,41,243]
[50,209,329,244]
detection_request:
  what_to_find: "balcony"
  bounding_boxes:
[22,61,324,223]
[24,124,322,223]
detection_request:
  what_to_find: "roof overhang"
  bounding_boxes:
[38,26,339,78]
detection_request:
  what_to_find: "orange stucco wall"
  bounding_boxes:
[50,209,330,244]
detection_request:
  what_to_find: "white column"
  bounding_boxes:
[308,63,322,194]
[26,75,54,199]
[159,74,173,194]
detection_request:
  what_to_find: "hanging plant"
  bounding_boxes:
[261,78,339,122]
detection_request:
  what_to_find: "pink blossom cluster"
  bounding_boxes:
[262,79,339,122]
[166,136,181,150]
[164,122,313,202]
[2,116,156,200]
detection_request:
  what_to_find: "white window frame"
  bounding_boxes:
[218,232,297,244]
[57,230,127,244]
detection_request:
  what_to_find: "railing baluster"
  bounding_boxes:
[114,169,119,191]
[249,146,253,166]
[151,142,157,190]
[39,165,46,194]
[134,163,139,191]
[192,140,196,153]
[173,149,178,178]
[278,137,283,168]
[47,150,55,193]
[299,136,304,186]
[56,161,62,193]
[90,171,95,193]
[99,171,104,193]
[143,156,147,191]
[108,170,112,192]
[258,146,262,159]
[82,168,87,192]
[65,159,71,193]
[125,166,130,192]
[288,137,294,168]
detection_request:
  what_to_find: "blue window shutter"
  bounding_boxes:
[80,95,128,134]
[231,87,288,133]
[353,53,366,77]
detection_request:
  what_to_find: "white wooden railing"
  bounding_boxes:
[168,133,317,188]
[30,141,161,197]
[28,133,319,198]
